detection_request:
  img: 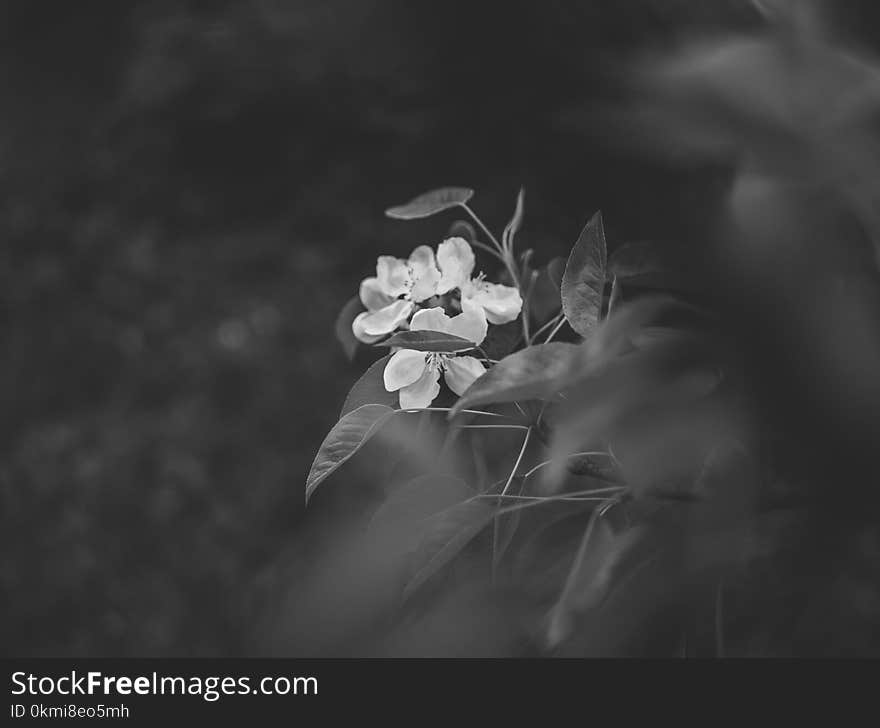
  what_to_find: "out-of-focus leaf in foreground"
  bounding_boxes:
[403,499,496,600]
[449,343,579,416]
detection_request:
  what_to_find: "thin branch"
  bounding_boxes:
[456,424,530,431]
[460,203,503,253]
[520,451,614,480]
[544,316,568,344]
[399,406,506,418]
[530,311,563,343]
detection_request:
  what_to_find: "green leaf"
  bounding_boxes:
[562,211,608,337]
[385,187,474,220]
[450,343,579,416]
[305,404,395,502]
[403,499,496,600]
[377,330,476,352]
[340,355,397,418]
[334,296,364,361]
[546,519,636,648]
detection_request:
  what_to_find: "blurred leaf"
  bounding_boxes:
[546,522,644,648]
[450,343,579,416]
[529,256,566,324]
[306,404,395,502]
[369,473,472,540]
[386,187,474,220]
[493,477,526,568]
[340,355,397,418]
[566,453,622,482]
[378,330,476,352]
[608,241,699,294]
[335,296,364,361]
[403,499,495,600]
[562,212,607,337]
[544,317,725,489]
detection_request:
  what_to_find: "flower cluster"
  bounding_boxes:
[352,237,523,408]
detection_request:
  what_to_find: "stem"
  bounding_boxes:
[520,452,616,480]
[456,424,530,431]
[471,238,507,263]
[461,202,521,291]
[461,203,504,253]
[551,504,603,622]
[475,491,623,503]
[399,406,506,418]
[544,316,567,344]
[530,311,562,343]
[521,270,536,344]
[500,427,532,498]
[492,427,532,578]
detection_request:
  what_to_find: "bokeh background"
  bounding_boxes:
[3,0,879,656]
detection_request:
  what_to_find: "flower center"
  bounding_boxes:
[426,352,451,371]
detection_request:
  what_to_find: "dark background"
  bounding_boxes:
[2,0,878,656]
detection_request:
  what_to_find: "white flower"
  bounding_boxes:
[352,245,442,343]
[383,304,488,409]
[436,237,523,324]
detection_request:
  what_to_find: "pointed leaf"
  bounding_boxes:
[450,343,579,416]
[340,355,397,418]
[562,211,608,337]
[335,296,364,361]
[386,187,474,220]
[403,499,495,600]
[378,330,476,352]
[306,404,395,502]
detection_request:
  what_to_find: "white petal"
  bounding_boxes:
[376,256,410,298]
[408,245,442,302]
[399,362,442,409]
[359,277,395,312]
[410,306,454,334]
[352,312,384,343]
[446,299,488,345]
[443,356,486,396]
[383,349,428,391]
[465,281,523,324]
[436,237,476,294]
[358,299,413,337]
